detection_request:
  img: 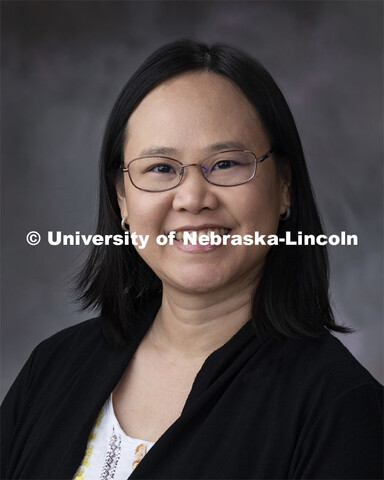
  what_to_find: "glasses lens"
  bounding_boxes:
[201,151,256,186]
[129,157,182,191]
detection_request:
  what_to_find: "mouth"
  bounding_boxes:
[172,227,231,244]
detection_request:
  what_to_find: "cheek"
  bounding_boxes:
[237,182,282,233]
[125,188,171,234]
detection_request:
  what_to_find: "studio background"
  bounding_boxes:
[1,0,383,401]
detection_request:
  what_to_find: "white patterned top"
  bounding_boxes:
[73,394,155,480]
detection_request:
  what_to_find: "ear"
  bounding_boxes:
[278,163,291,216]
[116,175,129,223]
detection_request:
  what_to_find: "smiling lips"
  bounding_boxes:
[174,227,231,243]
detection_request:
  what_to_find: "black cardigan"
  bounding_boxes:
[1,302,383,479]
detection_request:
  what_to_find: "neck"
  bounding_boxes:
[147,282,255,365]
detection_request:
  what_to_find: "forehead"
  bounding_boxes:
[124,71,269,158]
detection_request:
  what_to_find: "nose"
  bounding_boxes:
[172,164,219,213]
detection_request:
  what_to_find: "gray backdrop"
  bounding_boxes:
[1,0,383,401]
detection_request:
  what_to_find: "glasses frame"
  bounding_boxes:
[120,149,274,192]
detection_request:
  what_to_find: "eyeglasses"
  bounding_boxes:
[120,149,273,192]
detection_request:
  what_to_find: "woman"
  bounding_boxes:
[1,40,382,479]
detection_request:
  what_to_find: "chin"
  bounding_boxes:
[175,281,227,295]
[165,268,231,294]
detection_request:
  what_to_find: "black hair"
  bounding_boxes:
[75,39,352,347]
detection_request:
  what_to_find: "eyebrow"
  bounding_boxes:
[139,141,249,157]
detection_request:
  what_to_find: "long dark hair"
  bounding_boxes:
[75,39,352,347]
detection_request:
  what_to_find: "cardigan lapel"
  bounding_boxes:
[11,300,160,479]
[129,320,270,479]
[58,302,161,478]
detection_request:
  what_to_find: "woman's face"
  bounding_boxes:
[117,71,290,295]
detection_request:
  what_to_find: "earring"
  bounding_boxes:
[280,205,291,221]
[121,216,129,232]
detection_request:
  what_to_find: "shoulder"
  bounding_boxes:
[1,318,108,435]
[15,317,108,392]
[267,330,383,426]
[282,330,381,390]
[32,317,105,356]
[29,317,104,360]
[279,332,383,478]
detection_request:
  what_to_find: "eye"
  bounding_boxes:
[212,160,239,170]
[146,163,176,174]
